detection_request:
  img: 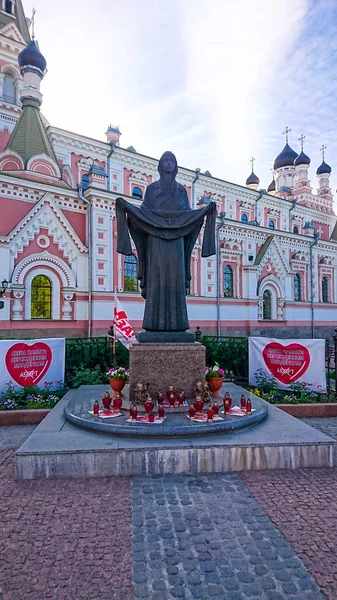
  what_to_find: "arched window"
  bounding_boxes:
[132,186,143,199]
[224,265,233,297]
[31,275,52,319]
[268,220,275,230]
[124,254,138,292]
[241,213,248,223]
[293,226,299,234]
[322,277,329,303]
[3,74,15,104]
[263,290,272,320]
[4,0,12,14]
[294,274,301,301]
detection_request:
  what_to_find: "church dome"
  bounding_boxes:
[316,160,332,175]
[294,151,310,167]
[273,143,298,170]
[267,179,275,193]
[18,40,47,74]
[246,171,260,186]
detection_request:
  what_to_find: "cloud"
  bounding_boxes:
[23,0,337,202]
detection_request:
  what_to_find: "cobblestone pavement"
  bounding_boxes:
[0,424,37,447]
[0,424,336,599]
[241,469,337,600]
[300,417,337,439]
[131,474,323,600]
[0,448,133,600]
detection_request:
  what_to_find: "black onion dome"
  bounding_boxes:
[294,150,310,167]
[273,143,298,170]
[267,179,275,193]
[246,171,260,186]
[316,160,332,176]
[18,40,47,73]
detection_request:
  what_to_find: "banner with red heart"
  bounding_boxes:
[5,342,52,387]
[262,342,310,385]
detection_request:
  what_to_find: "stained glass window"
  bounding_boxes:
[294,274,301,301]
[322,277,329,303]
[31,275,52,319]
[263,290,272,320]
[124,254,138,292]
[269,220,275,230]
[241,214,248,223]
[224,265,233,297]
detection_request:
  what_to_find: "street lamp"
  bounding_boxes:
[0,279,8,297]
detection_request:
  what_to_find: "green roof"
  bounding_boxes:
[5,97,58,166]
[0,0,30,43]
[254,236,274,265]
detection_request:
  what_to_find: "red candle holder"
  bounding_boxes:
[240,394,246,410]
[157,391,164,404]
[246,398,252,415]
[194,397,204,416]
[169,393,175,407]
[189,404,196,419]
[223,392,232,410]
[113,393,122,412]
[178,392,184,406]
[130,403,137,421]
[224,398,231,414]
[102,392,112,411]
[207,406,213,422]
[158,404,165,419]
[166,385,175,400]
[148,411,155,423]
[212,401,219,416]
[93,400,99,416]
[144,398,155,416]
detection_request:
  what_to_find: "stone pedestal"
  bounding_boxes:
[129,343,206,401]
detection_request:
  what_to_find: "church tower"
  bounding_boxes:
[0,0,31,150]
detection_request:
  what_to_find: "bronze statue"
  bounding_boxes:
[116,151,216,332]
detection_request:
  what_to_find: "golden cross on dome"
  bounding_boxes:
[282,126,292,144]
[31,7,36,40]
[320,144,327,161]
[250,157,255,172]
[298,134,306,151]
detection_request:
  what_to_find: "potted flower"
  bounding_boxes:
[106,366,129,395]
[205,363,224,397]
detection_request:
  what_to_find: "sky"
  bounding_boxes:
[22,0,337,196]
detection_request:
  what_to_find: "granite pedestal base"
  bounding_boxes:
[15,383,336,479]
[129,342,205,402]
[137,331,195,343]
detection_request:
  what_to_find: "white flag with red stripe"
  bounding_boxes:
[112,291,137,348]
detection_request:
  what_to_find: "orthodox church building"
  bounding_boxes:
[0,0,336,340]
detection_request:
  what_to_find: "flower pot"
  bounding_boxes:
[109,378,126,396]
[207,377,224,398]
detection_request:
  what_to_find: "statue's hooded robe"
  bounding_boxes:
[116,153,216,331]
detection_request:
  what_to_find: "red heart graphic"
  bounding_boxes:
[262,342,310,385]
[5,342,52,387]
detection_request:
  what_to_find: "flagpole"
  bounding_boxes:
[112,326,116,365]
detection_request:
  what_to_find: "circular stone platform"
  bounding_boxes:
[64,385,268,438]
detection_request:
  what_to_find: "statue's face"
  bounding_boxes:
[161,153,175,175]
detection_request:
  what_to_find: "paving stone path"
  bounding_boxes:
[131,474,323,600]
[1,422,337,599]
[300,417,337,439]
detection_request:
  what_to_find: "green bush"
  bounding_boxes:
[66,365,108,388]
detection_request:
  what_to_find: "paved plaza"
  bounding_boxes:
[0,419,337,599]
